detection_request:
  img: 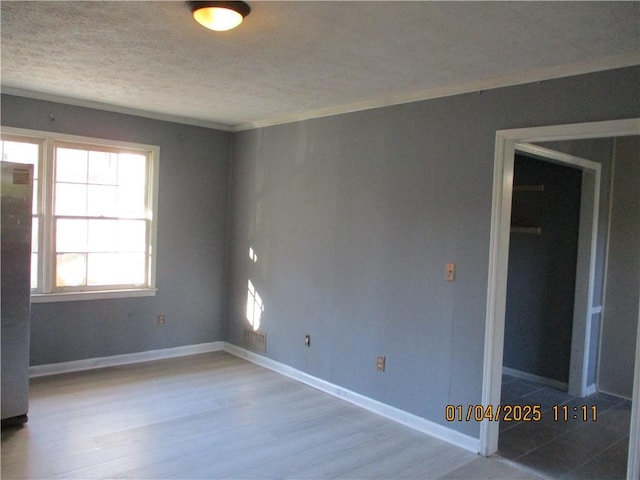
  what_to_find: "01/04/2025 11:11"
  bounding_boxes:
[443,404,597,423]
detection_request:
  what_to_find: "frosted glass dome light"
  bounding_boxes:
[187,1,251,32]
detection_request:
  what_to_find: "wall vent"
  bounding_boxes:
[243,329,266,353]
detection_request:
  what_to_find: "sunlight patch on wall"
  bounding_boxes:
[246,279,263,331]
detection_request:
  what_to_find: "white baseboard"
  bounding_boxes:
[502,366,568,391]
[595,387,633,401]
[29,342,224,378]
[223,342,480,454]
[584,383,597,396]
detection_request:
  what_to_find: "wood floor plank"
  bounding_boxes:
[1,351,542,479]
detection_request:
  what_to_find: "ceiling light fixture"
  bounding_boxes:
[187,1,251,32]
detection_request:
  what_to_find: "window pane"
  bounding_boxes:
[117,253,146,284]
[118,154,146,186]
[2,141,38,173]
[117,187,145,217]
[31,218,38,289]
[31,253,37,290]
[88,219,117,252]
[32,218,39,253]
[118,220,146,252]
[56,148,87,183]
[32,179,38,215]
[87,253,119,285]
[87,253,145,286]
[55,183,87,216]
[2,141,39,213]
[87,185,117,217]
[56,219,88,252]
[56,253,87,287]
[88,151,118,185]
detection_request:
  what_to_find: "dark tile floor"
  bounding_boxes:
[497,375,632,479]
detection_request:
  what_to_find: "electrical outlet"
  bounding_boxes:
[157,314,165,326]
[376,356,386,372]
[304,334,311,347]
[445,263,456,282]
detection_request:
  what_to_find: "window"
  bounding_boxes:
[1,127,159,302]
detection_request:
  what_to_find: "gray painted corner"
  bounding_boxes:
[1,94,232,365]
[226,67,639,438]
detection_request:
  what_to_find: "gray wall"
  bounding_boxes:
[599,135,640,398]
[226,66,639,437]
[503,156,582,383]
[1,94,231,365]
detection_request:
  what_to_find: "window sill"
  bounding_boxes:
[31,288,157,303]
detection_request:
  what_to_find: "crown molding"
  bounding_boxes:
[231,53,640,131]
[0,87,233,132]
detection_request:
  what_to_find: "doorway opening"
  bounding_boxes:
[480,119,640,480]
[497,146,633,477]
[503,149,589,395]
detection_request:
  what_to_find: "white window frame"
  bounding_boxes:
[1,126,159,303]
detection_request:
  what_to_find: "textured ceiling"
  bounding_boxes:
[1,1,639,130]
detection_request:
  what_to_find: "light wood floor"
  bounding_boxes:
[1,352,543,479]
